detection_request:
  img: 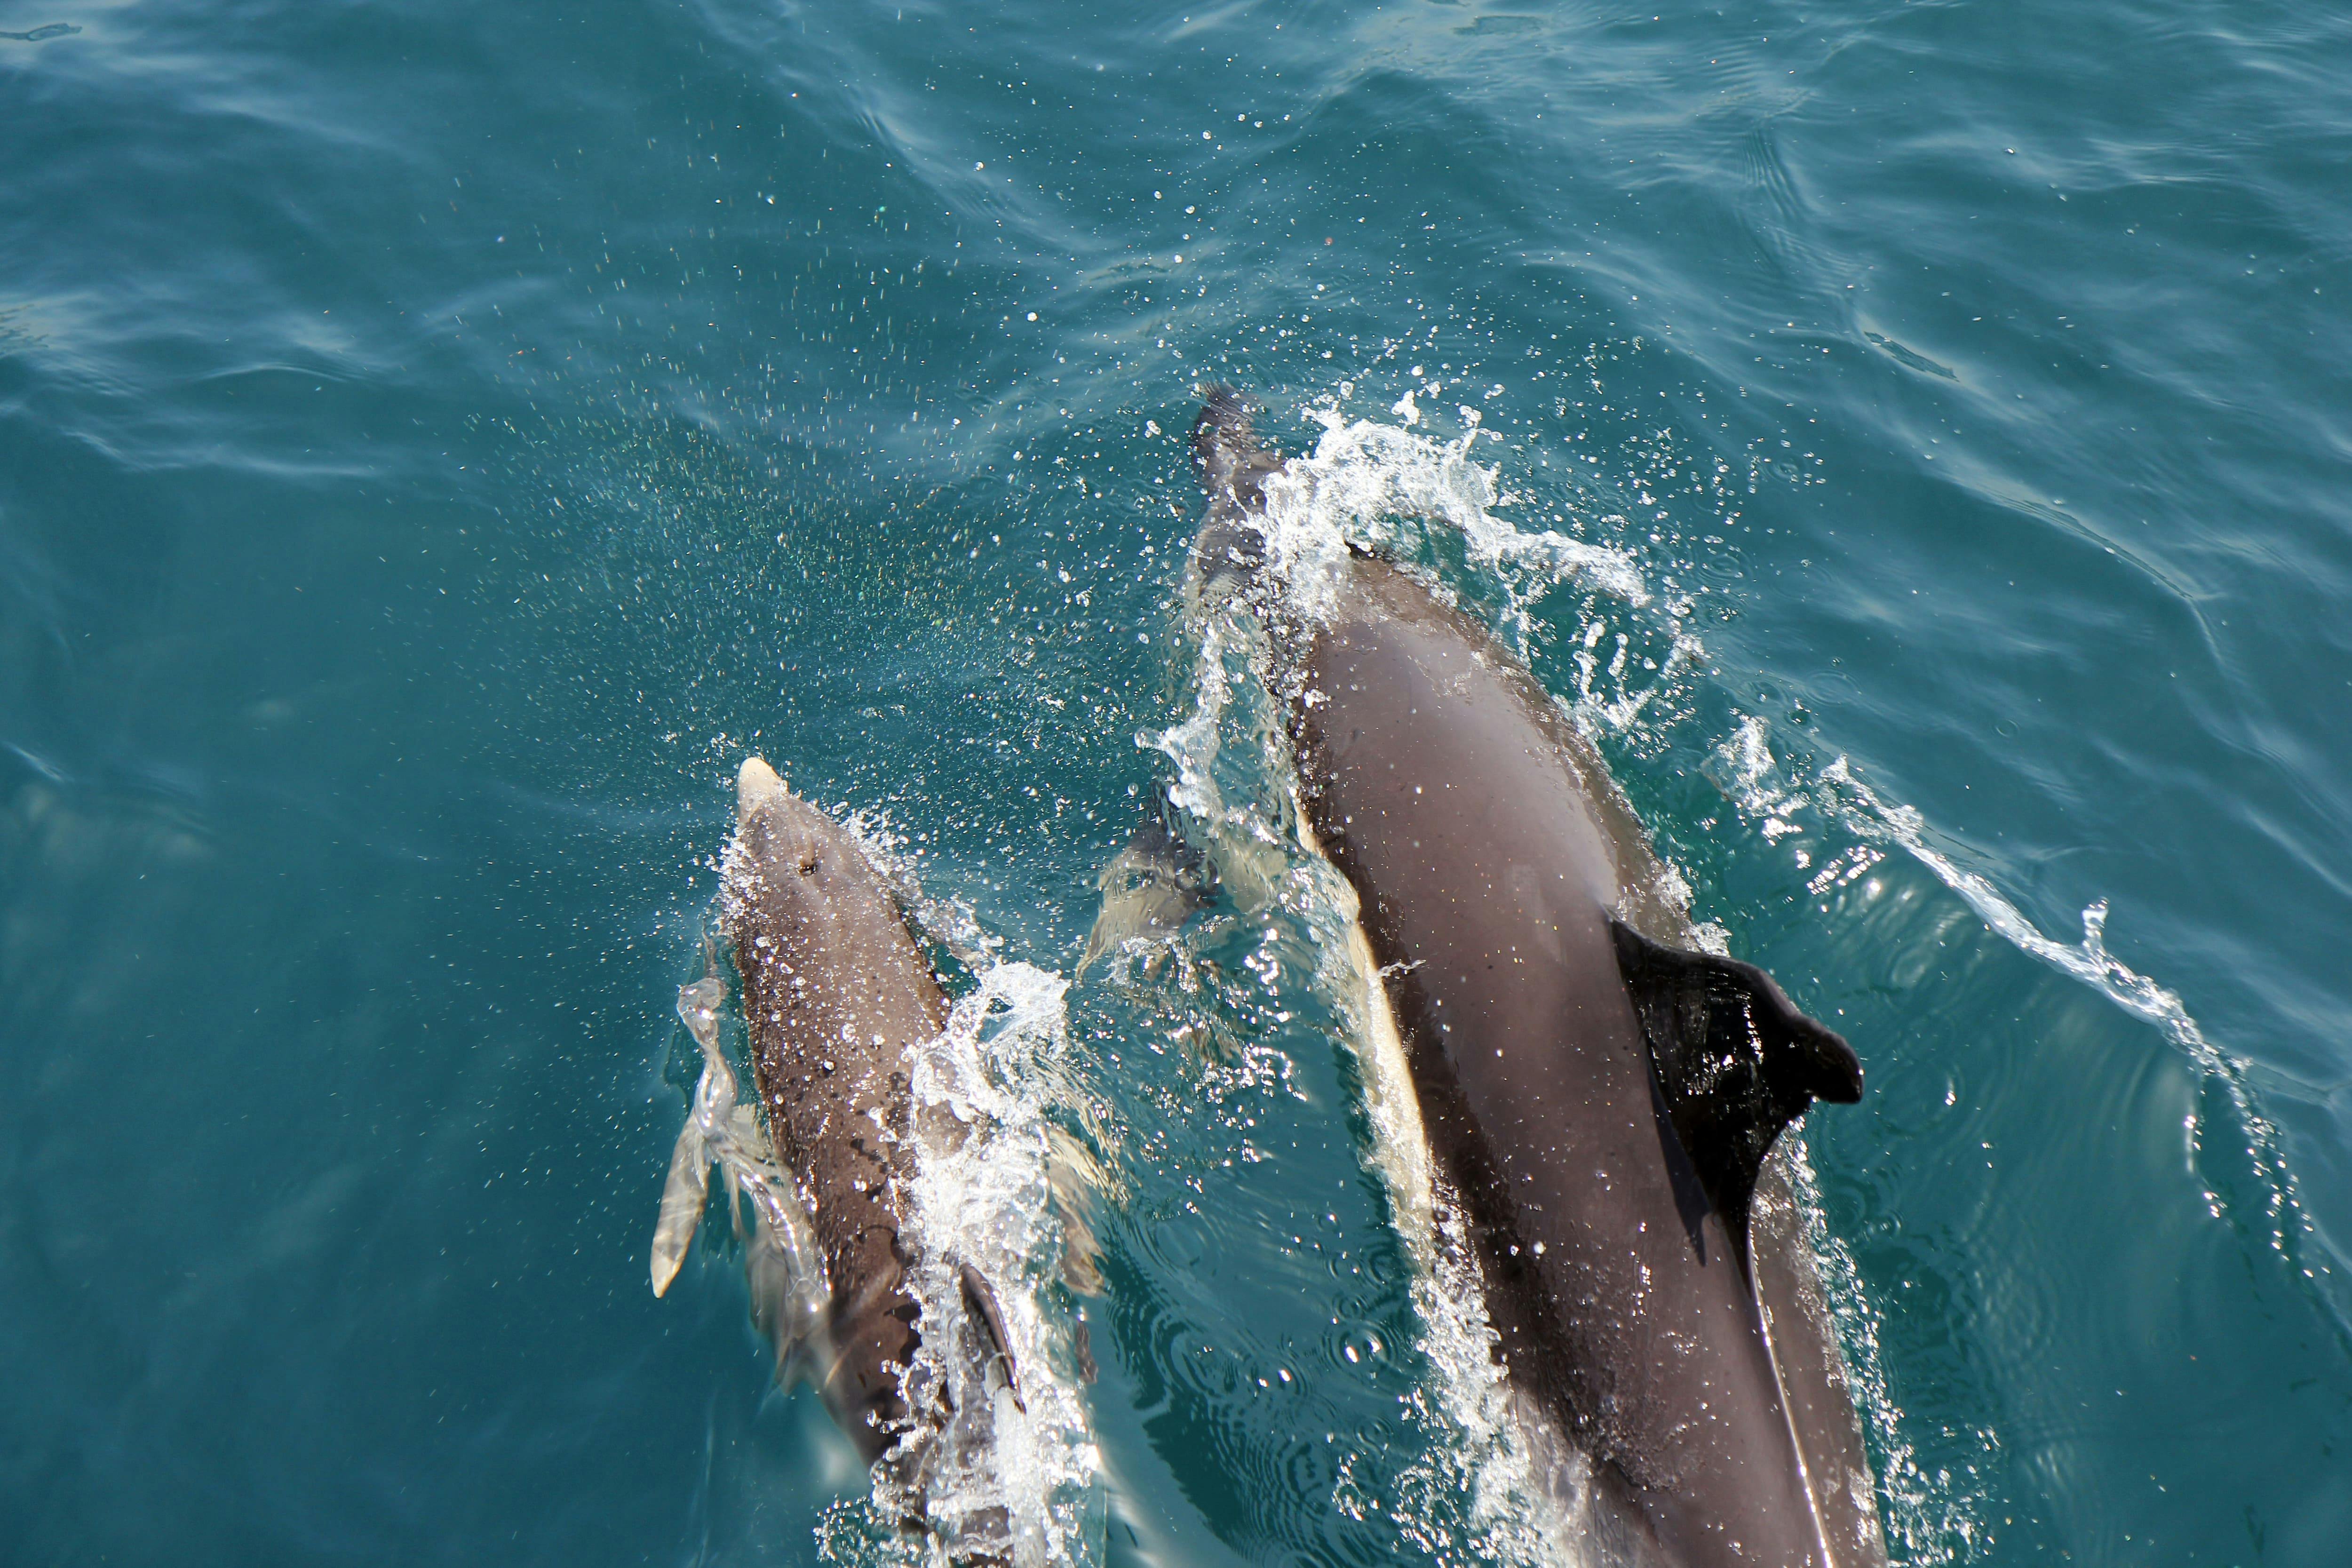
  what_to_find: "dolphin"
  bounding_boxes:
[1076,804,1215,976]
[649,758,1025,1548]
[1153,390,1885,1568]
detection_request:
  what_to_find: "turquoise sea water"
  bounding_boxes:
[4,0,2349,1563]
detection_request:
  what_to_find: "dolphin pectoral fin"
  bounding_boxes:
[654,955,732,1297]
[1608,919,1864,1269]
[959,1264,1026,1414]
[1044,1124,1110,1296]
[651,1121,713,1297]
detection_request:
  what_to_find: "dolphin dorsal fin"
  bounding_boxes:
[1608,919,1863,1270]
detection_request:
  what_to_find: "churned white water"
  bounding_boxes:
[889,955,1101,1568]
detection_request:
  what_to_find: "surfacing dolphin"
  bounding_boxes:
[650,758,1025,1555]
[1144,390,1884,1568]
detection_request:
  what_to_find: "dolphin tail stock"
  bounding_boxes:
[1608,918,1864,1271]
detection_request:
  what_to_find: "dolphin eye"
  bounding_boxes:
[797,852,819,875]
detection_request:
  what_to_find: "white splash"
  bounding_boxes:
[887,957,1103,1568]
[1250,409,1653,626]
[1833,758,2204,1042]
[1382,1199,1613,1568]
[1150,616,1234,829]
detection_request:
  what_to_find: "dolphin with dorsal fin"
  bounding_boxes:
[1153,389,1886,1568]
[649,759,1029,1554]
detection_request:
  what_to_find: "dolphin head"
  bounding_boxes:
[732,756,842,882]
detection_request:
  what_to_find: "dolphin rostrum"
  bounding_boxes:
[1158,390,1885,1568]
[650,758,1025,1548]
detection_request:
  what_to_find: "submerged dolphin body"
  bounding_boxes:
[1158,391,1884,1568]
[651,759,1024,1547]
[1077,806,1215,976]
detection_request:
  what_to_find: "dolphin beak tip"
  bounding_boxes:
[737,756,787,817]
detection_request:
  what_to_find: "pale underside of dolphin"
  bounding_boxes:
[1089,390,1887,1568]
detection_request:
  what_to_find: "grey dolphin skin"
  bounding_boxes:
[651,758,1024,1551]
[1177,390,1883,1568]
